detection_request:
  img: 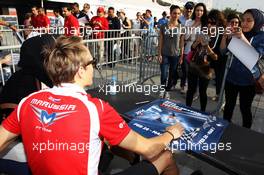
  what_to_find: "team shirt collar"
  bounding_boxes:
[59,83,87,94]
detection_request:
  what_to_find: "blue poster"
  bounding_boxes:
[126,99,229,153]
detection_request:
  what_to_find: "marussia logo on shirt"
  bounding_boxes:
[31,104,76,127]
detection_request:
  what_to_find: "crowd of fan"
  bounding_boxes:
[22,3,162,38]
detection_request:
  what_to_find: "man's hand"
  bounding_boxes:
[9,25,17,32]
[0,54,12,65]
[166,123,184,139]
[258,74,264,89]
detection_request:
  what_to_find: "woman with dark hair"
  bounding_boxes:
[186,3,218,112]
[158,5,184,94]
[182,3,207,93]
[220,13,241,44]
[226,13,241,27]
[221,9,264,128]
[191,3,208,27]
[207,9,227,101]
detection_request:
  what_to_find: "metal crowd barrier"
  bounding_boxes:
[0,29,160,88]
[0,28,263,123]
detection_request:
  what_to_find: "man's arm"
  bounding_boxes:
[0,20,17,31]
[0,107,21,152]
[142,18,151,26]
[70,18,80,36]
[0,125,18,152]
[118,123,184,160]
[98,99,184,160]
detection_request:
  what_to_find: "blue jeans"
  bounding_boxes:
[160,55,179,90]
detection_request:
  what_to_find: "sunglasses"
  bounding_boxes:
[83,59,97,68]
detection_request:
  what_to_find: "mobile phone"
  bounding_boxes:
[233,27,241,32]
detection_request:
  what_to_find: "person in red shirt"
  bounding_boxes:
[90,7,109,39]
[90,7,109,63]
[0,36,184,175]
[31,6,39,28]
[35,8,50,29]
[62,5,80,36]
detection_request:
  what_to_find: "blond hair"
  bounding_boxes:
[44,36,91,86]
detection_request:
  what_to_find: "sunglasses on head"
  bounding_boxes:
[186,7,193,10]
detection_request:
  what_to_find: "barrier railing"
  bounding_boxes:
[0,29,160,88]
[0,29,263,120]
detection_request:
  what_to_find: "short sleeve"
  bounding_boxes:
[2,107,21,135]
[98,100,131,146]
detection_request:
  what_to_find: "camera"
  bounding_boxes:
[198,33,210,46]
[233,27,241,33]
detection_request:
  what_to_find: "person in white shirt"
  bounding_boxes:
[179,1,194,26]
[53,9,64,27]
[131,12,143,57]
[132,12,142,33]
[82,3,94,22]
[53,9,64,34]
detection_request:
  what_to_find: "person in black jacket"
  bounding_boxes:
[72,2,89,26]
[0,34,57,122]
[107,7,121,66]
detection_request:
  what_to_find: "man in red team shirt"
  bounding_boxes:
[31,6,39,28]
[35,8,50,29]
[0,36,184,175]
[62,5,80,36]
[90,7,109,63]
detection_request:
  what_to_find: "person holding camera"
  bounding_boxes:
[186,3,218,112]
[221,9,264,128]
